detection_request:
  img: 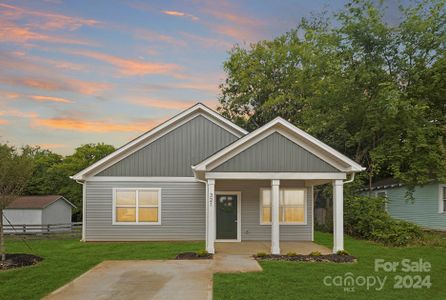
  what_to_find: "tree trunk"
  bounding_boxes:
[0,208,5,261]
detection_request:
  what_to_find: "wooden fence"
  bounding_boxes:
[2,222,82,235]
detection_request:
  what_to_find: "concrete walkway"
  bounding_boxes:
[216,241,332,255]
[44,254,261,300]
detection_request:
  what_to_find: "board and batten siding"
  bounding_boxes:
[380,183,445,230]
[216,180,313,241]
[211,132,339,173]
[85,181,205,241]
[97,115,239,177]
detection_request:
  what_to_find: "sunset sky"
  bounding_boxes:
[0,0,401,154]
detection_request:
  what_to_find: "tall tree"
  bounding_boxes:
[22,146,63,196]
[47,143,115,220]
[0,144,34,261]
[218,0,446,190]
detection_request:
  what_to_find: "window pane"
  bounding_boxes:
[116,190,136,206]
[443,187,446,200]
[139,190,159,206]
[444,200,446,212]
[139,208,158,222]
[282,189,304,206]
[284,207,304,222]
[261,189,271,206]
[262,207,271,223]
[279,207,284,222]
[116,207,136,222]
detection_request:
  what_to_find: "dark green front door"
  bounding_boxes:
[216,194,238,240]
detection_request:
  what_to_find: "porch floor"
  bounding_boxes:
[215,241,331,255]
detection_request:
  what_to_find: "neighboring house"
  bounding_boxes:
[72,103,364,254]
[366,178,446,231]
[3,195,76,232]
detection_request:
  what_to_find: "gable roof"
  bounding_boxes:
[6,195,76,209]
[193,117,365,173]
[71,103,248,180]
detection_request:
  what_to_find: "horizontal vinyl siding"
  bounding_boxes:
[212,132,339,172]
[386,184,446,230]
[216,180,313,241]
[85,181,205,241]
[98,116,238,177]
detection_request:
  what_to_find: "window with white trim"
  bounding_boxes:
[113,188,161,224]
[260,188,306,224]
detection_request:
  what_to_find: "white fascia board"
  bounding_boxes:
[205,172,347,180]
[88,176,197,182]
[194,117,365,172]
[71,103,247,180]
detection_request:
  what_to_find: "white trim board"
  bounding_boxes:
[215,191,242,242]
[193,117,365,173]
[439,184,446,213]
[71,103,247,181]
[205,172,347,180]
[88,177,197,182]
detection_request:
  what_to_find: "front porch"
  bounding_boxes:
[203,176,346,255]
[215,241,331,255]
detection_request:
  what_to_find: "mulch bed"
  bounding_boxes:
[254,254,356,263]
[175,252,213,260]
[0,253,43,270]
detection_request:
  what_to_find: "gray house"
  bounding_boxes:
[3,195,75,232]
[72,103,364,254]
[368,179,446,231]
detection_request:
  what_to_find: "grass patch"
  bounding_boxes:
[214,232,446,299]
[0,238,202,300]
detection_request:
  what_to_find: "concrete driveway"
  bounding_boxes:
[44,254,261,300]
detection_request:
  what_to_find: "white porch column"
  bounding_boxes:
[271,179,280,255]
[206,179,216,254]
[332,179,344,253]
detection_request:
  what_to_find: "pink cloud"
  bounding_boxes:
[0,119,9,125]
[0,76,110,95]
[66,49,182,76]
[29,95,73,104]
[162,10,199,21]
[0,3,100,31]
[33,117,163,133]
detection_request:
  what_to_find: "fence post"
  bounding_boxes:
[47,224,50,233]
[23,224,26,233]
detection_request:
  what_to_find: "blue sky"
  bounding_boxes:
[0,0,400,154]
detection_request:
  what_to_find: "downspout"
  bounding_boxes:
[343,172,355,184]
[192,168,208,251]
[72,177,86,242]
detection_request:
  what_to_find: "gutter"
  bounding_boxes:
[192,167,208,251]
[72,177,86,242]
[343,172,355,184]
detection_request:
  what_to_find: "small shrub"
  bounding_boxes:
[336,250,349,256]
[256,252,268,257]
[309,251,322,256]
[196,249,209,257]
[286,252,297,257]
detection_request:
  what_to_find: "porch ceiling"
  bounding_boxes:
[215,241,331,255]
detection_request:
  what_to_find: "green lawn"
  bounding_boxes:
[214,232,446,299]
[1,233,445,300]
[0,237,203,300]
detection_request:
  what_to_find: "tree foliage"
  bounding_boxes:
[0,144,34,260]
[23,143,115,220]
[218,0,446,189]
